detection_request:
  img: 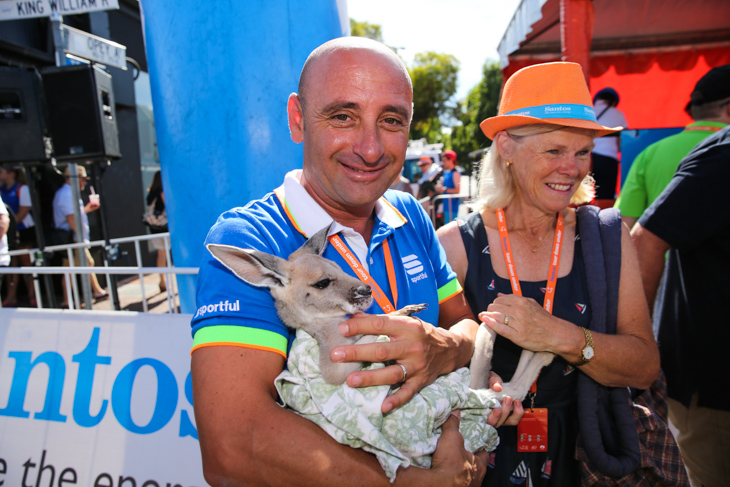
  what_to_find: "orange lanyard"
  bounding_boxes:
[495,209,563,313]
[496,209,564,395]
[328,234,397,313]
[684,125,724,133]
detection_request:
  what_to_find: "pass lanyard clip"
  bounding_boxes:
[328,233,398,313]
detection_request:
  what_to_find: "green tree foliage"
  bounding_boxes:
[448,60,503,169]
[409,52,460,142]
[350,19,384,42]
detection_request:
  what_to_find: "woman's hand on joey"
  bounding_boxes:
[478,293,556,352]
[331,311,455,413]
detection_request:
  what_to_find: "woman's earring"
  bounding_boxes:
[505,160,512,168]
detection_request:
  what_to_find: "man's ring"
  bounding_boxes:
[398,364,407,382]
[505,315,511,326]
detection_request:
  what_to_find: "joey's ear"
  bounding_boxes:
[207,244,289,289]
[295,222,333,258]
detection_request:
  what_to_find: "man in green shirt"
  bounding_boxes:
[616,65,730,228]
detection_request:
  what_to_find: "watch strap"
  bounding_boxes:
[568,326,594,367]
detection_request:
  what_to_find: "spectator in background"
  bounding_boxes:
[632,125,730,487]
[53,165,107,306]
[145,170,169,293]
[0,201,10,279]
[435,149,461,222]
[0,167,37,307]
[416,155,442,200]
[416,155,443,219]
[591,87,627,204]
[616,65,730,228]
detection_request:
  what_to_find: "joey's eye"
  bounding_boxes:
[313,278,332,289]
[332,114,350,122]
[546,149,560,155]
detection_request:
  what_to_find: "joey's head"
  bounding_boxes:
[206,223,373,331]
[274,252,372,324]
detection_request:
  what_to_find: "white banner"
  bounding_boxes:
[0,309,207,486]
[0,0,120,21]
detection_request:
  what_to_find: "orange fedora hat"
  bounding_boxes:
[480,62,623,140]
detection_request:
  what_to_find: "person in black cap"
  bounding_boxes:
[590,87,627,204]
[632,65,730,487]
[616,64,730,228]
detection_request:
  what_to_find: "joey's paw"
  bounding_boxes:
[391,303,428,317]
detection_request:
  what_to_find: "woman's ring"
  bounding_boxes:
[504,315,511,326]
[398,364,407,382]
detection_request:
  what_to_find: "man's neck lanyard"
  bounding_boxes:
[684,125,725,133]
[496,208,564,404]
[328,234,398,313]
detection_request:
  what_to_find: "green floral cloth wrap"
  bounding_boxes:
[274,330,501,482]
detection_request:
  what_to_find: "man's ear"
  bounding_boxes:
[287,93,304,143]
[722,99,730,123]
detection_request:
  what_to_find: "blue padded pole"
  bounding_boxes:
[139,1,348,312]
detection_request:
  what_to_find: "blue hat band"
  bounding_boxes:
[502,103,598,123]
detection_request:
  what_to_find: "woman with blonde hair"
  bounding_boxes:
[437,62,660,486]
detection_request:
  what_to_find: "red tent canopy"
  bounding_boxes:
[498,0,730,129]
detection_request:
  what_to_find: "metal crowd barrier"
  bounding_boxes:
[427,194,469,228]
[0,232,198,313]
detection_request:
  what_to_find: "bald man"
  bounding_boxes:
[190,37,515,486]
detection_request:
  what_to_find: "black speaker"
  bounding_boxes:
[0,68,53,164]
[42,64,121,161]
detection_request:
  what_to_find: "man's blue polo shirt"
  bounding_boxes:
[191,170,461,357]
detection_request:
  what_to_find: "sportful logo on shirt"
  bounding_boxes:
[194,299,241,318]
[402,254,428,283]
[575,303,587,314]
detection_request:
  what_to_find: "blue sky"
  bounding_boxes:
[346,0,522,101]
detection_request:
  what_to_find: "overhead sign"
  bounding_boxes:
[0,0,119,21]
[0,309,207,486]
[62,23,127,70]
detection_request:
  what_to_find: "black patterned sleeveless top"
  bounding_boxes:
[459,211,591,407]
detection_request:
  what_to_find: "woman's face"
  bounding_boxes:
[501,127,594,213]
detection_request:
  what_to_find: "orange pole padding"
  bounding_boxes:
[560,0,595,85]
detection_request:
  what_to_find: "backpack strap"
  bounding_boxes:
[575,205,641,477]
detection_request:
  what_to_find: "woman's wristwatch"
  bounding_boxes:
[568,327,594,367]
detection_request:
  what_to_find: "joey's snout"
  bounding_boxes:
[351,284,373,307]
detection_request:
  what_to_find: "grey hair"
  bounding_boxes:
[470,124,596,212]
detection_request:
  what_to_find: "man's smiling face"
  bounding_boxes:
[290,46,413,215]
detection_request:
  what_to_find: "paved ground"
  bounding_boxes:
[91,273,181,313]
[3,273,181,313]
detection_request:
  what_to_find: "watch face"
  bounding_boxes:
[584,346,594,360]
